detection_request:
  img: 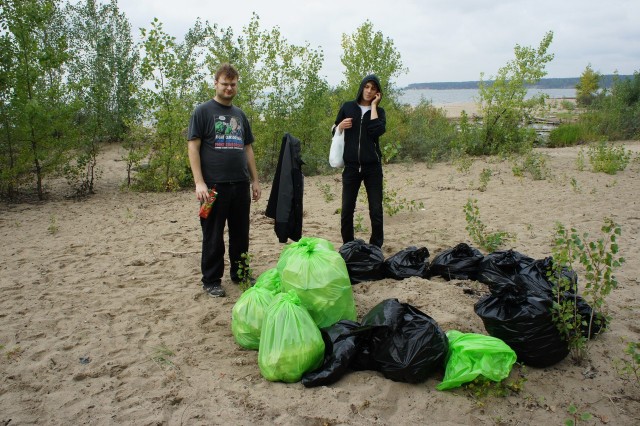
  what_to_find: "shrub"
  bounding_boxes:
[615,341,640,386]
[450,111,483,157]
[587,141,632,174]
[579,72,640,141]
[382,178,424,217]
[478,168,492,192]
[548,123,585,147]
[549,218,624,362]
[512,151,550,180]
[396,101,457,162]
[463,198,514,252]
[560,100,576,111]
[472,32,554,156]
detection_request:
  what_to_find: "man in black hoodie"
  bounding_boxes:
[333,75,386,248]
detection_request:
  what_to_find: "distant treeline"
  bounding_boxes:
[406,74,634,90]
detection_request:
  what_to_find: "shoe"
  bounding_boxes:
[203,283,226,297]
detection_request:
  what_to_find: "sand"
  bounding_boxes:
[435,98,575,118]
[1,139,639,425]
[437,101,480,118]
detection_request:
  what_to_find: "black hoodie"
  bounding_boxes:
[333,75,386,167]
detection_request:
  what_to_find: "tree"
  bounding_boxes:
[0,10,20,197]
[205,14,331,177]
[587,71,640,140]
[65,0,139,195]
[339,20,406,99]
[339,20,407,102]
[137,18,208,191]
[575,64,601,107]
[0,0,71,200]
[473,31,555,155]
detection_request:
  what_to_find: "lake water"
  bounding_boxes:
[399,88,576,106]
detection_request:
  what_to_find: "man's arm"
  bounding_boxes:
[245,144,262,201]
[187,138,209,202]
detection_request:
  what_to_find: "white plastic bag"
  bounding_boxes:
[329,130,345,168]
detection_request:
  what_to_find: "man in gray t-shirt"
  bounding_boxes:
[187,63,261,298]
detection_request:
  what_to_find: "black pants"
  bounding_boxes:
[200,182,251,286]
[341,164,384,247]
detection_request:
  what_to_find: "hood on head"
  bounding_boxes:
[356,74,383,103]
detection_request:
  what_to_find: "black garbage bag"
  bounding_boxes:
[475,287,569,368]
[426,243,484,281]
[482,250,535,274]
[516,257,578,297]
[476,265,517,297]
[476,249,534,286]
[512,258,556,298]
[477,251,580,300]
[475,249,535,295]
[301,320,363,387]
[351,298,449,383]
[339,239,385,284]
[383,246,430,279]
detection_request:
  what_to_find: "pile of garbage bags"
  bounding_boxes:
[232,237,357,382]
[340,241,605,368]
[232,238,451,385]
[302,298,449,386]
[232,237,605,387]
[339,239,430,282]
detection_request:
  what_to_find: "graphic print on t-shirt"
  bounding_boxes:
[213,115,244,149]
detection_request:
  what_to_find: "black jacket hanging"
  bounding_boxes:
[265,133,304,243]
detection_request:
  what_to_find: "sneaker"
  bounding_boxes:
[203,283,226,297]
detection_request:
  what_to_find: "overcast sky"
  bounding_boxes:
[116,0,639,88]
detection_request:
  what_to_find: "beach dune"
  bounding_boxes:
[0,140,638,425]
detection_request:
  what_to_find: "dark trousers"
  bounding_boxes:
[200,182,251,286]
[341,164,384,247]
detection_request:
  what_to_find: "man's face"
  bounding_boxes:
[214,75,238,102]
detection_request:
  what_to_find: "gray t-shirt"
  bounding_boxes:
[188,99,254,184]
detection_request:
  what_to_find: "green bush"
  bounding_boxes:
[579,72,640,141]
[511,151,550,180]
[450,111,482,157]
[549,219,624,362]
[463,198,514,252]
[395,101,457,162]
[587,141,632,174]
[548,123,585,147]
[560,100,576,111]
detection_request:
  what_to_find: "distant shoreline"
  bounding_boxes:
[399,87,575,108]
[404,74,633,90]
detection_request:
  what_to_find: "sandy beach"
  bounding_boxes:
[434,98,575,118]
[437,101,480,118]
[1,139,639,425]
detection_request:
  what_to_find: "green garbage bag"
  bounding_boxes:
[258,290,325,382]
[231,286,276,350]
[437,330,517,390]
[278,236,336,268]
[276,237,357,328]
[254,267,282,294]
